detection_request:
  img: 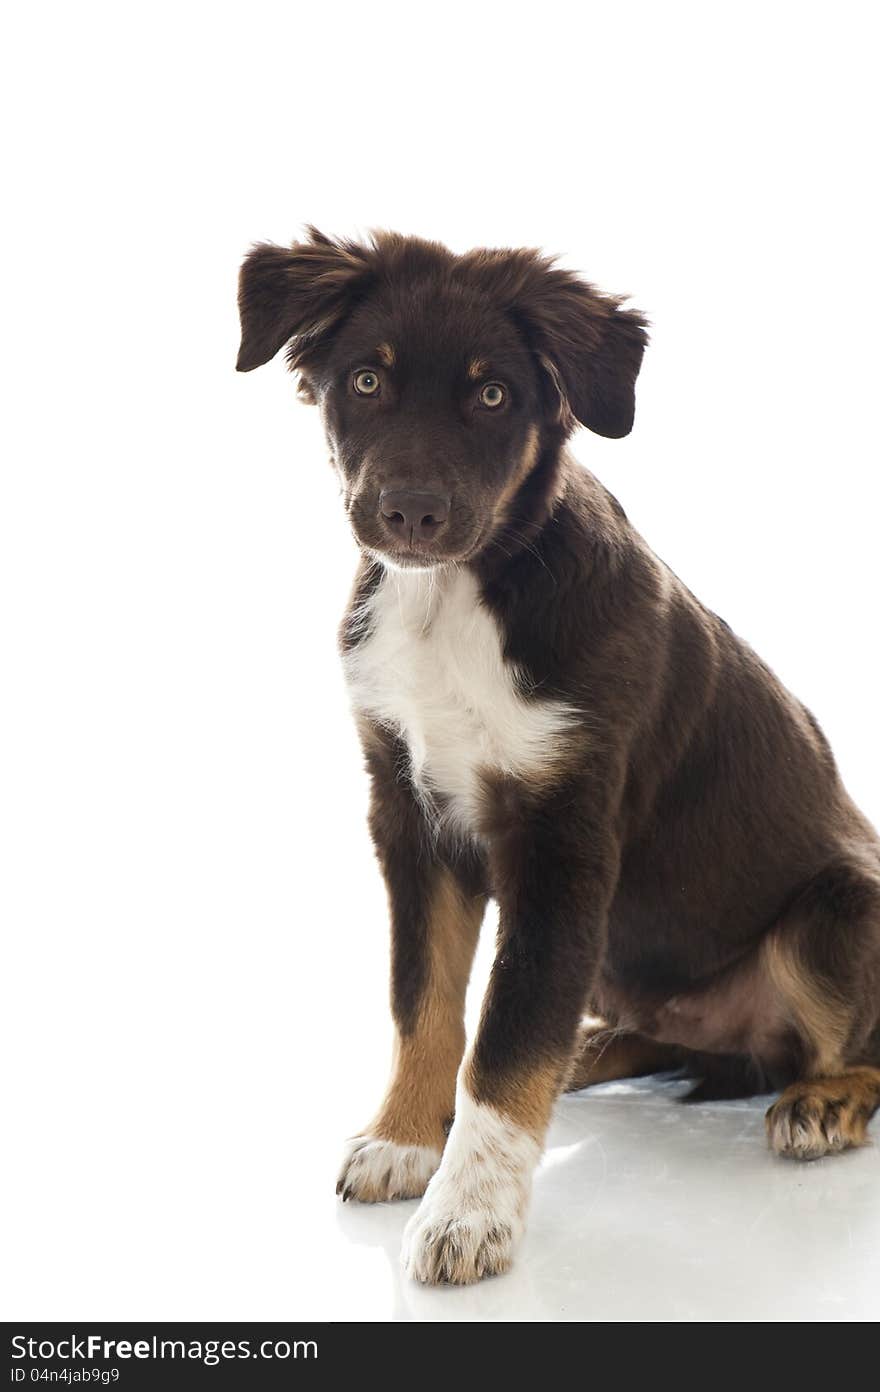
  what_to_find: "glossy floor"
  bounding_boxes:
[329,1076,880,1322]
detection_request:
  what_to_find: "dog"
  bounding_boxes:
[236,228,880,1285]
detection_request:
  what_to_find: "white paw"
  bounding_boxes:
[402,1185,522,1284]
[401,1091,540,1285]
[336,1134,442,1203]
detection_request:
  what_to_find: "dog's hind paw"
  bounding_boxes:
[766,1072,879,1160]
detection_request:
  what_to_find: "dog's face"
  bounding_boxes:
[237,230,647,567]
[312,285,544,567]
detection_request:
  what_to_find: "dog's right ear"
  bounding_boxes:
[236,228,372,375]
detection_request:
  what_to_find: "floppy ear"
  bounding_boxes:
[236,227,372,374]
[524,268,648,437]
[464,249,648,438]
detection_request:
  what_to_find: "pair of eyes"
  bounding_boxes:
[352,369,506,409]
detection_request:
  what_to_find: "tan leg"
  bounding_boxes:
[337,869,485,1201]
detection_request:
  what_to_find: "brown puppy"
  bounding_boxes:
[237,229,880,1285]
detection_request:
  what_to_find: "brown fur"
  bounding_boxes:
[762,933,851,1077]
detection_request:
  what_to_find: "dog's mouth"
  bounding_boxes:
[365,538,476,571]
[372,547,444,571]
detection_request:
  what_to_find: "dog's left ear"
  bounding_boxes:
[524,268,649,438]
[236,227,372,375]
[467,249,648,438]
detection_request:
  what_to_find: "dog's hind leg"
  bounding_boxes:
[763,851,880,1159]
[564,1021,685,1091]
[565,1021,786,1100]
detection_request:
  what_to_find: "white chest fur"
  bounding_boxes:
[343,568,575,835]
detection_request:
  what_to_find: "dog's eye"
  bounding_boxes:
[353,369,381,396]
[479,383,506,408]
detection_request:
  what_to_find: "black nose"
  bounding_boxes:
[379,489,450,543]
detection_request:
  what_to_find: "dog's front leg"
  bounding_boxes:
[337,722,486,1203]
[402,788,617,1283]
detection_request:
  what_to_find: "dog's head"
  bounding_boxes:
[237,228,647,568]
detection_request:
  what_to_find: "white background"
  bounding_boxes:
[2,2,879,1322]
